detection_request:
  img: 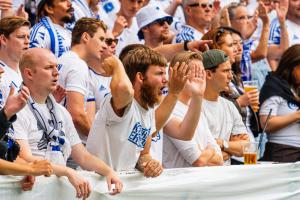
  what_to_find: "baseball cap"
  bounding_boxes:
[202,49,229,69]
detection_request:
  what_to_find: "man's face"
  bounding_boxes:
[208,60,233,93]
[140,65,167,108]
[102,31,117,59]
[230,6,251,39]
[51,0,75,23]
[288,0,300,19]
[1,26,30,61]
[31,52,59,93]
[185,0,213,26]
[144,19,171,42]
[86,28,108,61]
[120,0,144,18]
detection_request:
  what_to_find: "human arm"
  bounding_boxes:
[112,15,128,37]
[192,144,223,166]
[102,56,134,116]
[236,89,259,111]
[153,40,212,61]
[71,143,122,195]
[164,0,182,16]
[0,0,13,19]
[251,2,270,62]
[86,101,96,124]
[136,137,163,178]
[163,64,206,140]
[216,136,249,157]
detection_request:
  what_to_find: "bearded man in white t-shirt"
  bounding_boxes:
[201,49,249,165]
[14,48,123,199]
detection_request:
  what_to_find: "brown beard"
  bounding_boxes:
[140,80,160,108]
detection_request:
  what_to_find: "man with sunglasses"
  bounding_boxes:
[174,0,213,43]
[58,18,108,148]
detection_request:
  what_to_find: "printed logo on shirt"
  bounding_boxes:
[128,122,151,148]
[151,132,161,142]
[103,2,114,13]
[287,102,299,110]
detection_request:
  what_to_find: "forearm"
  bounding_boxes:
[77,154,112,176]
[262,114,300,133]
[252,24,270,62]
[72,112,91,136]
[155,93,178,131]
[0,159,34,175]
[192,149,215,167]
[154,43,184,62]
[165,1,180,16]
[224,140,249,157]
[110,66,134,110]
[207,153,224,166]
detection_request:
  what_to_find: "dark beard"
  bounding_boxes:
[140,81,160,108]
[61,14,75,24]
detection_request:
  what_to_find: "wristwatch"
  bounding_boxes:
[223,140,229,150]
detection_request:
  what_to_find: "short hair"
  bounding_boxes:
[119,44,150,62]
[170,51,203,68]
[122,47,167,83]
[71,17,107,46]
[0,16,30,37]
[227,2,246,20]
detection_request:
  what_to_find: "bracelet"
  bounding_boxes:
[183,40,189,51]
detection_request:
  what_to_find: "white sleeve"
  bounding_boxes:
[29,26,51,49]
[169,137,201,165]
[12,108,31,140]
[230,102,248,135]
[259,96,283,116]
[202,117,222,156]
[98,94,133,124]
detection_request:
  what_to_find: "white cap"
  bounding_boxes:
[136,4,173,40]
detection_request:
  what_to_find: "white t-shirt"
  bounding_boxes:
[269,19,300,47]
[202,97,248,165]
[58,51,90,142]
[163,101,221,168]
[173,24,204,43]
[87,67,111,112]
[0,60,22,92]
[86,95,156,171]
[13,103,82,161]
[30,17,71,58]
[259,96,300,147]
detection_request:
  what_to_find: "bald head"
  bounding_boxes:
[19,48,55,74]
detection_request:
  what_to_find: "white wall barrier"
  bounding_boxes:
[1,162,300,200]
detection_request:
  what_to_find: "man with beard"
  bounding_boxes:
[29,0,75,57]
[0,16,30,92]
[136,4,173,49]
[86,47,188,176]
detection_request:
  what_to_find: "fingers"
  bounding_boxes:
[143,159,163,178]
[76,180,90,199]
[8,85,15,96]
[21,176,35,191]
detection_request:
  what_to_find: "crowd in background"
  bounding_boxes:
[0,0,299,198]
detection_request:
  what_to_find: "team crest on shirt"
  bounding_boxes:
[128,122,151,148]
[287,102,299,110]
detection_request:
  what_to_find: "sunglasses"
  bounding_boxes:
[105,38,119,46]
[188,3,213,9]
[151,18,172,26]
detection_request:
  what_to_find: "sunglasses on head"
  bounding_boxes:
[152,18,172,26]
[105,38,119,46]
[188,2,213,9]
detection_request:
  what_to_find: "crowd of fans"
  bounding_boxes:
[0,0,299,198]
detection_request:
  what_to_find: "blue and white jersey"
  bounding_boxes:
[0,60,22,96]
[87,96,156,171]
[30,17,71,58]
[240,39,254,81]
[87,67,111,113]
[99,0,120,16]
[269,19,300,47]
[173,24,204,43]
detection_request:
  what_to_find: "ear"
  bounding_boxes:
[205,69,213,80]
[135,72,144,84]
[44,3,54,15]
[81,32,90,44]
[184,6,191,15]
[0,34,7,46]
[23,67,34,81]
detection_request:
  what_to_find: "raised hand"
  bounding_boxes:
[258,1,269,24]
[168,62,189,96]
[15,4,28,19]
[105,170,123,195]
[0,0,12,10]
[188,62,206,98]
[275,0,288,23]
[52,85,66,103]
[101,55,124,77]
[4,85,30,119]
[112,15,128,37]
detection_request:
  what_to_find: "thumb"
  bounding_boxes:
[8,85,15,97]
[16,4,23,14]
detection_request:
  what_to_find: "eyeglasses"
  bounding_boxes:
[188,3,213,9]
[105,38,119,46]
[151,18,172,26]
